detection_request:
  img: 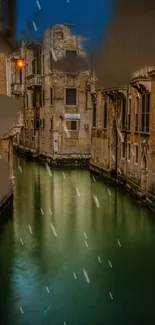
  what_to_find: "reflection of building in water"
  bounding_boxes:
[0,213,14,323]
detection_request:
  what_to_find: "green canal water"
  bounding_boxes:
[0,158,155,325]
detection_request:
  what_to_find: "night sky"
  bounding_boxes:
[16,0,115,50]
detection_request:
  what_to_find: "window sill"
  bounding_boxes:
[121,129,131,133]
[65,105,77,107]
[140,132,150,136]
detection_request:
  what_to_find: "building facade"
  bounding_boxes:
[13,24,92,166]
[0,53,15,215]
[90,66,155,210]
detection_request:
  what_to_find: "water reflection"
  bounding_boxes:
[0,218,15,325]
[1,159,155,324]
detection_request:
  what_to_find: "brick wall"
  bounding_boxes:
[0,53,6,94]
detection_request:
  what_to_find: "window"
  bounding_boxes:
[146,93,150,133]
[141,93,150,133]
[42,90,45,106]
[66,50,76,59]
[103,101,108,129]
[26,94,28,108]
[31,136,34,142]
[42,54,44,74]
[26,64,28,77]
[66,120,78,130]
[135,96,139,131]
[31,93,33,107]
[121,141,125,158]
[40,119,45,128]
[127,143,131,160]
[36,53,41,74]
[50,51,53,71]
[22,96,25,108]
[25,120,28,128]
[32,92,36,107]
[141,94,145,132]
[122,97,126,129]
[92,104,96,127]
[32,59,35,74]
[31,119,34,129]
[50,118,53,129]
[127,98,131,130]
[135,144,139,163]
[39,90,42,107]
[66,88,76,105]
[35,119,40,130]
[50,88,53,105]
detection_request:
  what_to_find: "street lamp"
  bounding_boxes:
[16,58,25,69]
[16,58,25,85]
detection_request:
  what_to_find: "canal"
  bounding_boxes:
[1,158,155,325]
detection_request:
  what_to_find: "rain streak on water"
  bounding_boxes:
[1,158,155,325]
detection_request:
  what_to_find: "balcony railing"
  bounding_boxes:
[11,83,22,95]
[26,74,42,89]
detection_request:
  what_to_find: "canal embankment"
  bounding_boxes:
[0,156,13,218]
[13,144,90,168]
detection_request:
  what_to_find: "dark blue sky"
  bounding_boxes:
[16,0,115,50]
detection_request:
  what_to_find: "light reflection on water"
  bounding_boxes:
[0,158,155,325]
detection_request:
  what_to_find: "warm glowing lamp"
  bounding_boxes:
[16,58,25,69]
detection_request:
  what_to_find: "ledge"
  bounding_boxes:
[89,162,147,207]
[14,145,91,168]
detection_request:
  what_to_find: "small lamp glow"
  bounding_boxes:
[16,58,25,69]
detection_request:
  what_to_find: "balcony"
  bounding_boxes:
[26,74,42,89]
[11,83,22,95]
